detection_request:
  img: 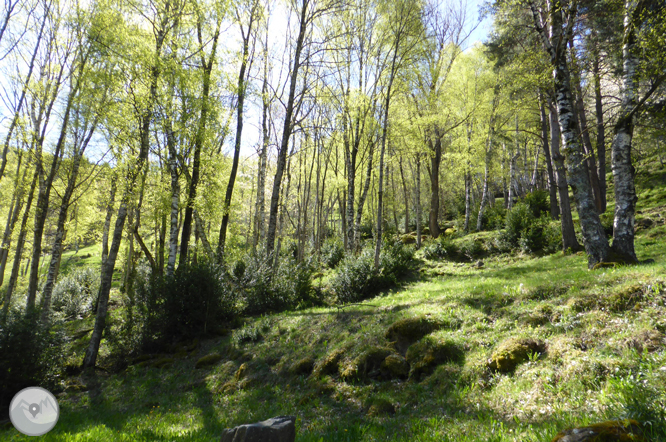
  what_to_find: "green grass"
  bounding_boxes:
[2,167,666,441]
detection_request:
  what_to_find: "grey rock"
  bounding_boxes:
[221,416,296,442]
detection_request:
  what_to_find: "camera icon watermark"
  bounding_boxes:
[9,387,59,436]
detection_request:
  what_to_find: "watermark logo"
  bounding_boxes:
[9,387,59,436]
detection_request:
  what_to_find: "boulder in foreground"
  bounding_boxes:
[551,419,643,442]
[221,416,296,442]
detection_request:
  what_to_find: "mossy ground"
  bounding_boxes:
[2,167,666,441]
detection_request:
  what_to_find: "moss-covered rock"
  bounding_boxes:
[195,353,223,369]
[406,337,464,380]
[137,357,174,369]
[380,354,410,379]
[551,419,643,442]
[401,234,417,244]
[234,363,249,381]
[312,349,345,377]
[366,397,396,416]
[625,329,664,353]
[386,316,443,353]
[487,338,545,373]
[340,347,395,381]
[289,356,315,375]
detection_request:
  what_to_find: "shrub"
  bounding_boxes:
[0,310,66,417]
[481,204,507,231]
[115,260,236,355]
[459,238,485,261]
[51,267,99,320]
[498,203,560,255]
[321,239,345,268]
[235,253,318,316]
[331,241,415,304]
[523,190,550,218]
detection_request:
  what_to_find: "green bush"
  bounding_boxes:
[332,241,415,304]
[51,267,99,320]
[481,204,507,231]
[0,310,66,417]
[117,260,237,354]
[497,203,561,254]
[321,239,345,268]
[523,190,550,218]
[234,253,318,316]
[459,238,485,261]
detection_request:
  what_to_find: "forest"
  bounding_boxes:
[0,0,665,440]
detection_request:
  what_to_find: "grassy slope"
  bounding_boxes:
[2,171,666,441]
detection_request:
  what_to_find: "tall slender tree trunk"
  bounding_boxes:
[464,172,472,231]
[539,93,559,220]
[609,0,664,263]
[399,158,409,233]
[41,122,97,321]
[182,18,221,266]
[592,43,607,212]
[0,151,25,287]
[415,155,422,249]
[252,26,270,252]
[101,178,117,265]
[166,125,179,277]
[2,169,38,318]
[218,12,251,261]
[530,0,609,267]
[549,98,581,251]
[265,0,309,258]
[428,134,442,238]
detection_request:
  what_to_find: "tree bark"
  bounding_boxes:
[530,0,609,267]
[549,98,581,251]
[101,177,116,265]
[252,25,270,252]
[265,0,309,257]
[428,134,442,238]
[217,10,252,261]
[539,92,559,220]
[2,167,38,318]
[415,154,422,249]
[181,17,221,266]
[0,150,25,287]
[592,43,607,212]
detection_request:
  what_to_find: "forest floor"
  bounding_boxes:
[3,169,666,441]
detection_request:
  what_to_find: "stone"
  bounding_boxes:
[551,419,643,442]
[385,316,443,353]
[312,349,344,377]
[406,337,464,380]
[339,347,394,381]
[475,260,484,269]
[487,338,546,373]
[195,353,223,369]
[401,234,417,244]
[380,354,410,379]
[221,416,296,442]
[289,357,315,376]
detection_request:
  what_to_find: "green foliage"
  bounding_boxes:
[481,204,506,231]
[113,261,236,356]
[321,239,345,269]
[51,267,100,320]
[0,310,66,416]
[497,203,561,254]
[523,190,550,218]
[332,241,415,304]
[233,254,318,316]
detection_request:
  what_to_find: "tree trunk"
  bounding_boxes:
[1,169,38,318]
[477,150,491,231]
[217,12,251,261]
[166,122,179,277]
[252,28,270,252]
[592,43,607,212]
[428,135,442,238]
[539,93,559,220]
[549,98,581,251]
[0,151,25,287]
[464,172,471,231]
[101,178,117,265]
[530,0,609,267]
[265,0,309,257]
[415,154,422,249]
[182,18,221,266]
[399,158,409,233]
[354,142,374,252]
